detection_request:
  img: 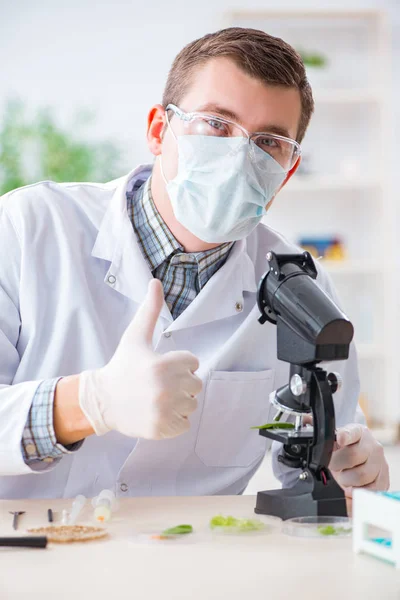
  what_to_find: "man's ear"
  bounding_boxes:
[265,157,301,211]
[278,155,301,193]
[147,104,167,156]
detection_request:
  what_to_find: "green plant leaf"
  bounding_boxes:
[250,422,295,430]
[297,49,327,68]
[210,515,265,532]
[161,524,193,536]
[0,98,125,195]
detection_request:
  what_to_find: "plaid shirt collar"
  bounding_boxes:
[129,176,233,290]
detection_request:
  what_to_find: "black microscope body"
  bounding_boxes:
[254,251,354,520]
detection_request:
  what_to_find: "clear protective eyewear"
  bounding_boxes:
[166,103,301,173]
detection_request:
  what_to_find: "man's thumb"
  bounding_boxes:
[128,279,165,346]
[336,424,363,448]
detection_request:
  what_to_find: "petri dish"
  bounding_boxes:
[129,524,200,546]
[283,516,352,538]
[130,532,196,545]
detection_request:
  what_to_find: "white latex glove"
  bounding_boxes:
[329,424,390,498]
[79,279,202,439]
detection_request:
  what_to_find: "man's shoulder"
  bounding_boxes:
[248,222,333,293]
[249,221,303,257]
[0,179,118,237]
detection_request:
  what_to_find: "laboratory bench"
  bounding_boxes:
[0,495,397,599]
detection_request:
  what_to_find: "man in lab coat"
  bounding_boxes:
[0,27,389,498]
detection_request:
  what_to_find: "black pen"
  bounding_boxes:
[47,509,53,523]
[0,536,47,548]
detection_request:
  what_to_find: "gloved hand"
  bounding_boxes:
[329,424,390,497]
[79,279,202,440]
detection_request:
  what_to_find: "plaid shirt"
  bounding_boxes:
[22,175,233,466]
[129,177,233,319]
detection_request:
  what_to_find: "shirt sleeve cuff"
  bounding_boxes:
[22,377,84,467]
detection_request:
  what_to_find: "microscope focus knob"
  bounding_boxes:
[327,372,343,394]
[290,374,307,397]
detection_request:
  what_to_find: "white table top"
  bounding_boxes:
[0,495,396,600]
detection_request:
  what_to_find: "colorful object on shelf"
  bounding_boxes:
[353,489,399,567]
[298,237,346,261]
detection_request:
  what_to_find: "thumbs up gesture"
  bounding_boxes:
[79,279,202,439]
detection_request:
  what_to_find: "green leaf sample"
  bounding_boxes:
[317,525,351,536]
[161,524,193,536]
[210,515,265,532]
[250,422,295,430]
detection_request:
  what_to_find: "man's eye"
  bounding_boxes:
[258,136,279,148]
[206,119,228,134]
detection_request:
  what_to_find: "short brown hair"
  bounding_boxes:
[162,27,314,143]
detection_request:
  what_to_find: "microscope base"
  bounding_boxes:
[255,480,347,520]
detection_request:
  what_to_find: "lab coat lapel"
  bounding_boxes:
[90,164,172,324]
[168,239,257,332]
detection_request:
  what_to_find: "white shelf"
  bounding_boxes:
[321,260,381,275]
[283,176,379,193]
[313,89,382,104]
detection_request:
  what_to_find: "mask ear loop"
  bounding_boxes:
[160,109,178,186]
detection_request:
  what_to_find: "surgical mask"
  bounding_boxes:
[160,134,287,243]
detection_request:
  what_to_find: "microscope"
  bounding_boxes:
[254,251,354,520]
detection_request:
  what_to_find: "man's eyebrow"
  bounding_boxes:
[261,125,293,139]
[194,103,242,123]
[193,103,293,139]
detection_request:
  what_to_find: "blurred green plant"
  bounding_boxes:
[0,99,124,195]
[298,50,328,68]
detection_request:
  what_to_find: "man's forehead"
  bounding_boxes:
[180,57,302,139]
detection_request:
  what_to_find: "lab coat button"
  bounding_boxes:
[25,443,36,456]
[120,483,128,492]
[235,302,243,312]
[164,332,171,338]
[107,275,116,285]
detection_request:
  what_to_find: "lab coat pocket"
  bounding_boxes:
[194,369,274,468]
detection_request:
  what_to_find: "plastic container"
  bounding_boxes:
[68,495,86,525]
[283,516,352,538]
[92,489,117,523]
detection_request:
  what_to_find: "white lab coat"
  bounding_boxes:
[0,165,362,499]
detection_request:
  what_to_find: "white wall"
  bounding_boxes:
[2,0,399,170]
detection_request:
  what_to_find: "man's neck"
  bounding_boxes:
[150,161,221,253]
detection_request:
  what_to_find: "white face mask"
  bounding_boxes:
[160,133,287,244]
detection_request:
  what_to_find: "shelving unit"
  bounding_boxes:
[313,89,382,104]
[322,260,380,275]
[283,176,380,192]
[229,10,397,436]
